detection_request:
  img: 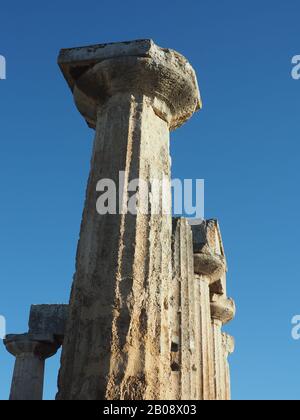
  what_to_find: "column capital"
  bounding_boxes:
[58,39,201,131]
[192,220,226,283]
[210,294,236,325]
[4,333,60,360]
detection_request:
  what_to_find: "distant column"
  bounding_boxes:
[210,294,235,400]
[170,218,196,400]
[192,220,227,400]
[4,334,60,400]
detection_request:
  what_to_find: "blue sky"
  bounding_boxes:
[1,0,300,400]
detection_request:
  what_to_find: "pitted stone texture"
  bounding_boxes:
[29,304,68,344]
[195,275,215,400]
[192,219,234,401]
[58,39,201,130]
[56,40,201,401]
[57,93,173,401]
[170,218,196,400]
[210,273,227,296]
[211,325,235,401]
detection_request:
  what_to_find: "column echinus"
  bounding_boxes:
[56,40,201,400]
[191,220,230,400]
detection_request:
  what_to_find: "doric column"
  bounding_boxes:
[56,40,201,400]
[170,218,196,400]
[210,294,235,400]
[4,334,60,400]
[192,220,226,400]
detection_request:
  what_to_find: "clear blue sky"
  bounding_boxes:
[1,0,300,400]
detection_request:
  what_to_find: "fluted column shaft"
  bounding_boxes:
[211,319,224,400]
[196,275,215,400]
[56,40,201,401]
[170,218,196,400]
[58,93,171,400]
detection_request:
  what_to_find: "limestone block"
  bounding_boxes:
[29,304,69,344]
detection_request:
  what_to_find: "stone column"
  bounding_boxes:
[56,40,201,400]
[192,220,227,400]
[210,294,235,400]
[4,334,60,400]
[170,218,196,400]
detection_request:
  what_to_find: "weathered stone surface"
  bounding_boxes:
[210,274,227,296]
[29,304,68,344]
[4,334,60,400]
[192,219,224,255]
[170,218,196,400]
[56,40,201,400]
[57,94,172,400]
[210,294,236,325]
[192,220,228,400]
[58,39,201,131]
[211,319,235,400]
[191,219,235,401]
[209,291,235,400]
